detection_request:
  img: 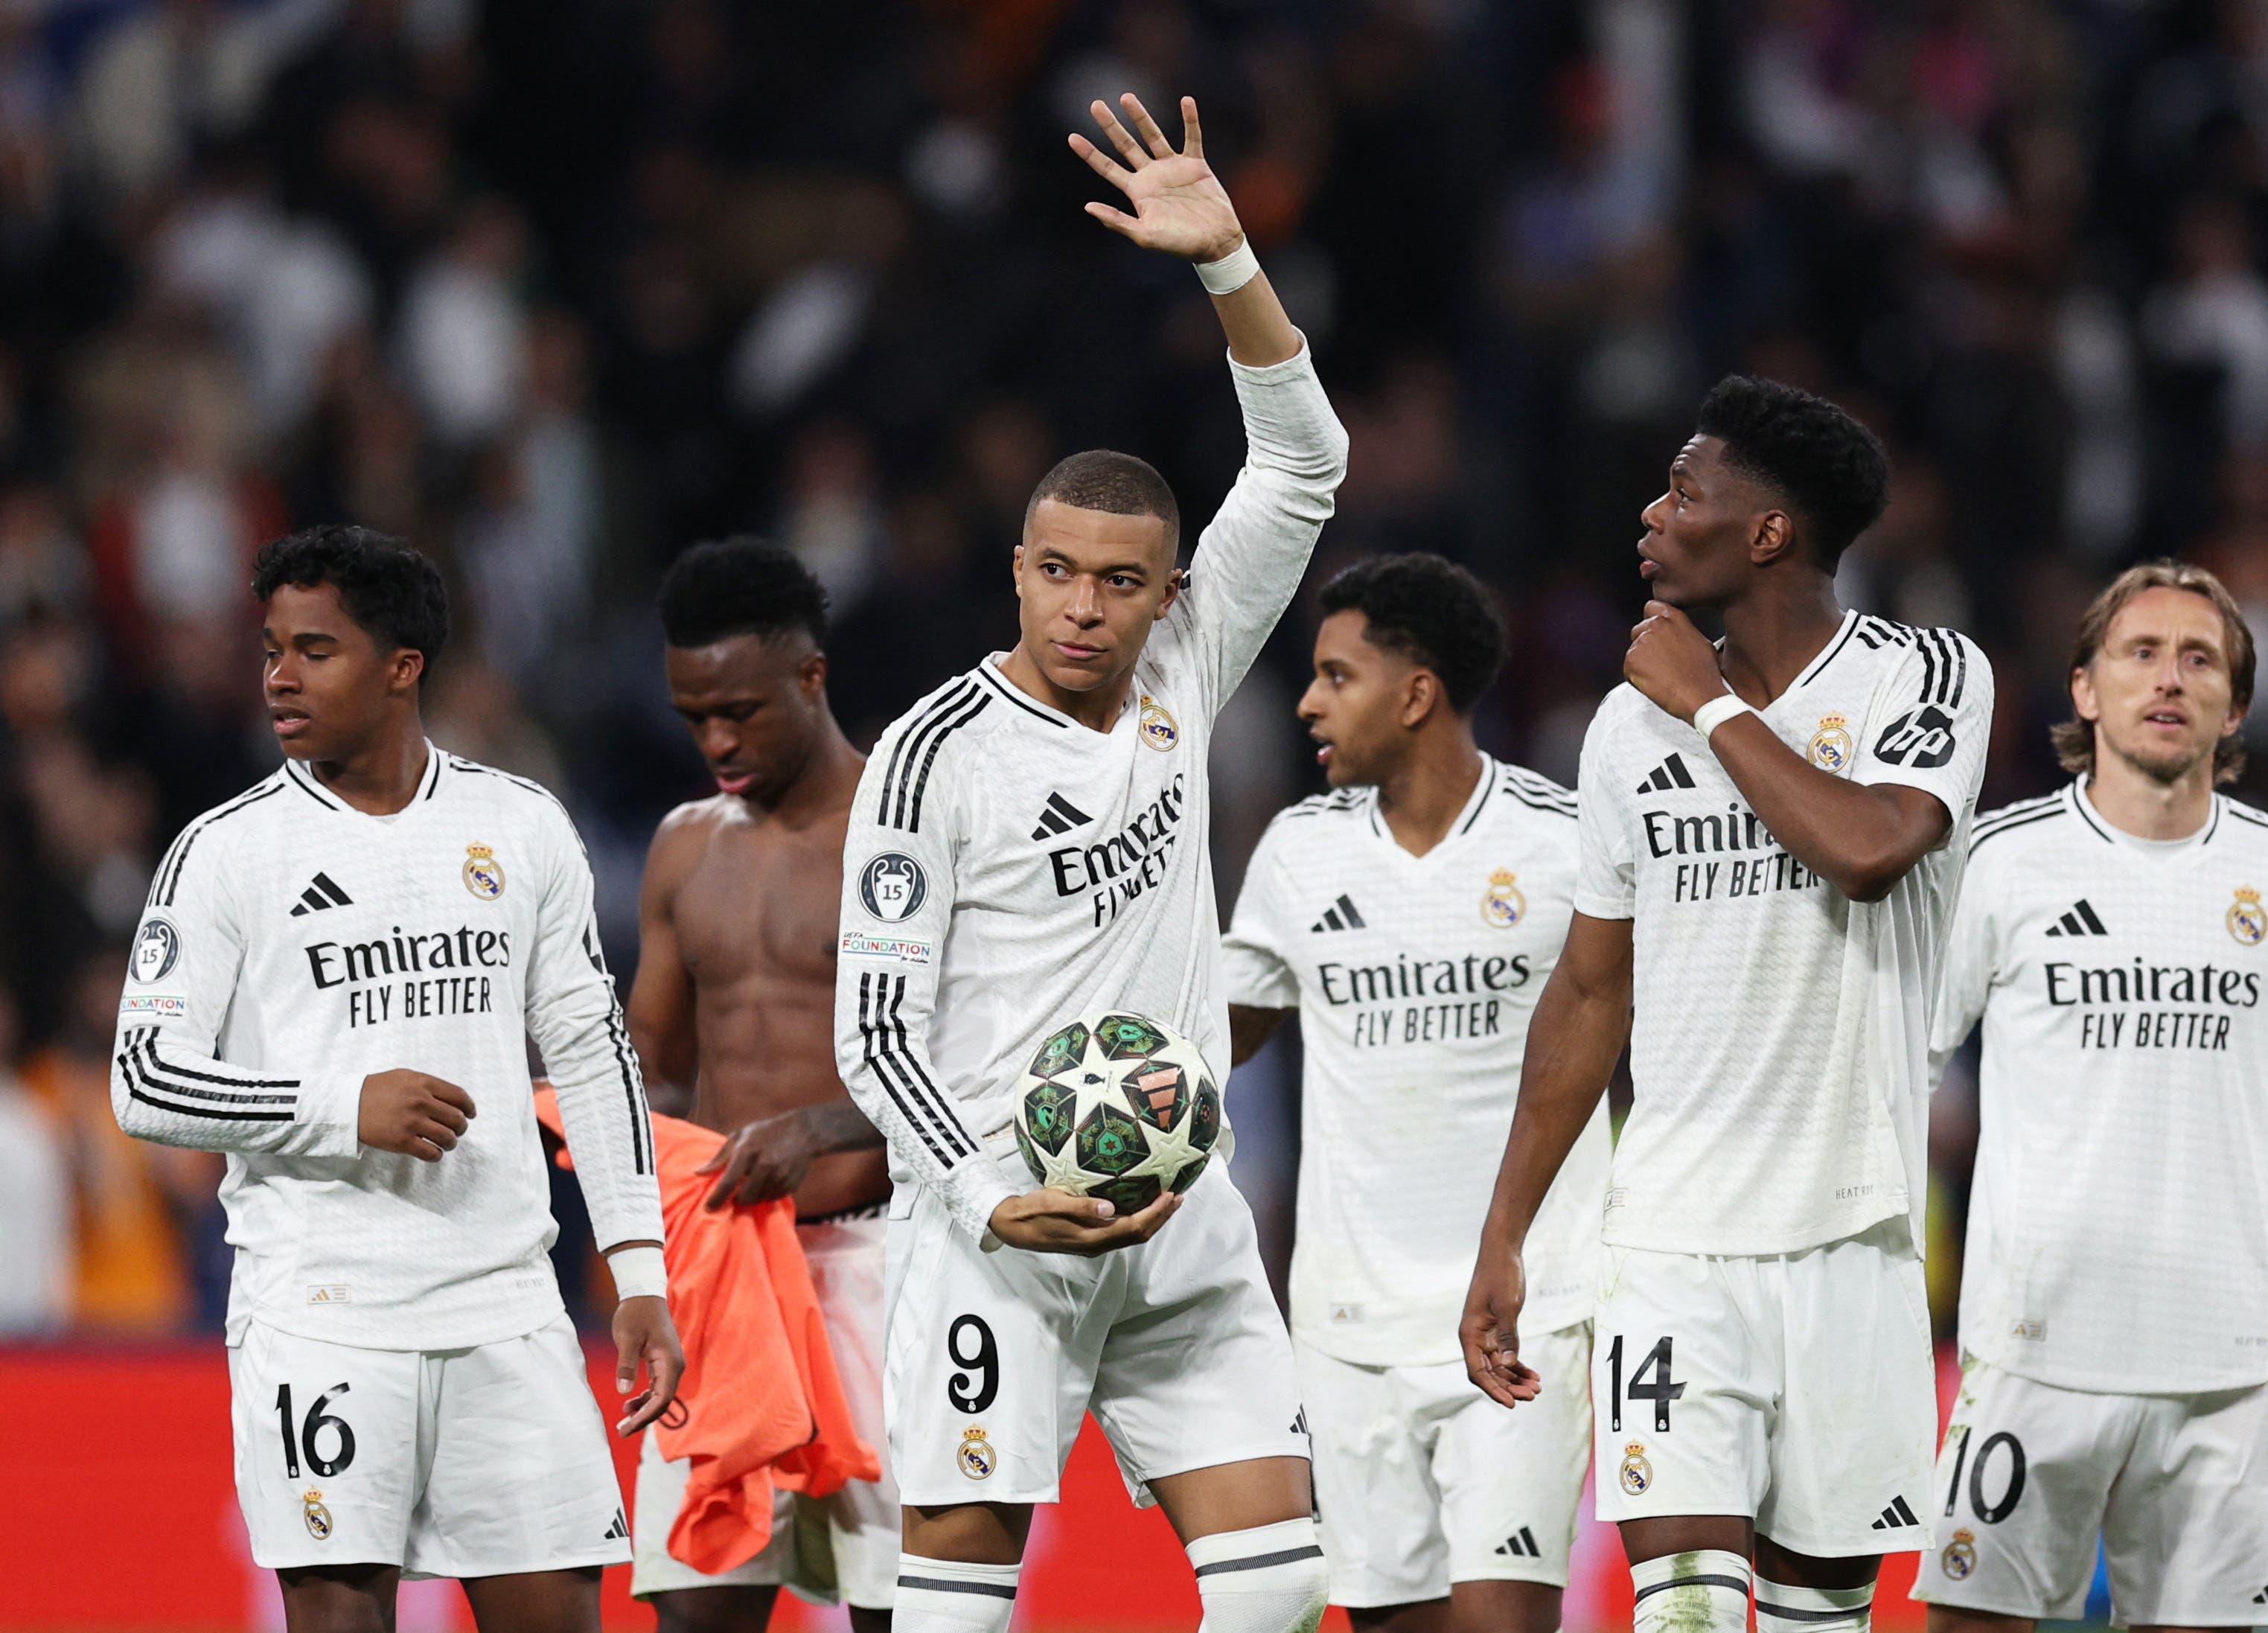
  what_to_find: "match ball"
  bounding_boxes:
[1012,1010,1222,1215]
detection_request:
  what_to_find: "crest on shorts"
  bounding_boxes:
[1481,869,1526,930]
[1618,1441,1652,1497]
[1940,1527,1977,1580]
[301,1488,333,1541]
[1809,714,1854,773]
[1138,694,1178,752]
[957,1425,996,1481]
[2229,886,2265,946]
[461,843,505,901]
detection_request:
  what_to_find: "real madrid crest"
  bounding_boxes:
[302,1488,333,1541]
[1480,869,1526,930]
[1137,694,1178,752]
[957,1425,997,1481]
[2228,886,2264,947]
[1809,713,1854,773]
[1618,1441,1652,1496]
[1940,1527,1977,1580]
[462,843,505,901]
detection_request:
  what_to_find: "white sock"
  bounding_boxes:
[1186,1518,1331,1633]
[1756,1579,1871,1633]
[893,1553,1019,1633]
[1632,1549,1751,1633]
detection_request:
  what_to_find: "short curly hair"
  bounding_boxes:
[1694,375,1890,570]
[1025,450,1180,555]
[252,525,449,665]
[1318,552,1508,714]
[658,537,830,649]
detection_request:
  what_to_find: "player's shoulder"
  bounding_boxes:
[439,750,572,822]
[1269,785,1373,831]
[1847,614,1990,699]
[871,664,1020,758]
[148,767,297,895]
[2214,791,2268,851]
[1487,758,1577,823]
[1965,786,2078,867]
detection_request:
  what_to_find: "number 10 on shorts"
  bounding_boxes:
[1607,1335,1684,1433]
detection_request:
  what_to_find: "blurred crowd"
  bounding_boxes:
[7,0,2268,1340]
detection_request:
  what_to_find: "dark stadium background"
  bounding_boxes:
[8,0,2262,1623]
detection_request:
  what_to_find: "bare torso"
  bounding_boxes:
[636,791,889,1216]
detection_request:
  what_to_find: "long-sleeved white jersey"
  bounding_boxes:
[112,747,662,1349]
[831,340,1348,1239]
[1934,781,2268,1393]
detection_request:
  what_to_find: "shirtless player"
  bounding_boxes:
[627,536,894,1632]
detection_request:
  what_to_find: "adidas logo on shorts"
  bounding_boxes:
[1492,1527,1542,1559]
[602,1508,628,1541]
[1870,1495,1921,1530]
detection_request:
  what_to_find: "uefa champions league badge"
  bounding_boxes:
[131,918,180,982]
[859,853,928,922]
[461,843,505,900]
[957,1426,997,1480]
[1809,713,1854,773]
[1480,869,1525,930]
[1137,694,1178,752]
[301,1489,333,1541]
[1618,1442,1652,1497]
[1940,1527,1978,1579]
[2227,886,2265,946]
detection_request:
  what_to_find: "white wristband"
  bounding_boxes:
[606,1244,667,1302]
[1692,693,1759,742]
[1195,239,1259,295]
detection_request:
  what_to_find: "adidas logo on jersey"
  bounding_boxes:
[602,1507,629,1541]
[1310,894,1366,933]
[1029,792,1093,841]
[1636,753,1697,794]
[1492,1527,1542,1559]
[1871,1495,1920,1530]
[2042,898,2108,937]
[2252,1585,2267,1605]
[288,872,354,916]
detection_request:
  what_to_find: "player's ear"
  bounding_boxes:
[799,649,828,698]
[1750,509,1795,566]
[1401,668,1438,729]
[1011,543,1026,598]
[1153,566,1182,622]
[392,648,425,697]
[2070,662,2101,724]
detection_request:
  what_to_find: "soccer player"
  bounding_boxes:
[1460,377,1993,1633]
[831,92,1347,1633]
[1913,562,2268,1630]
[112,525,681,1633]
[1221,553,1611,1633]
[627,536,896,1631]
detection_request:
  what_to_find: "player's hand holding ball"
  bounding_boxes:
[357,1069,477,1161]
[1626,599,1731,725]
[1460,1247,1545,1410]
[1068,92,1245,265]
[993,1010,1222,1256]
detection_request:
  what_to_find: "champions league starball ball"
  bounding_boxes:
[1011,1010,1223,1215]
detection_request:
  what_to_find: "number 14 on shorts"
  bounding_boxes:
[1607,1335,1684,1434]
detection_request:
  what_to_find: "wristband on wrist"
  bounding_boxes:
[606,1244,667,1302]
[1195,239,1259,295]
[1692,692,1759,741]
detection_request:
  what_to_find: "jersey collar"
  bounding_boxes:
[1365,754,1498,856]
[975,654,1083,732]
[2068,777,2222,851]
[280,741,448,815]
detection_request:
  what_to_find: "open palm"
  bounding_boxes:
[1069,94,1245,263]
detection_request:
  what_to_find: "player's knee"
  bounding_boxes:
[1186,1519,1331,1633]
[893,1554,1018,1633]
[1630,1550,1751,1633]
[650,1585,779,1633]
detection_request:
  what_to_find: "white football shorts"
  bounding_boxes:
[1590,1218,1937,1558]
[228,1311,628,1579]
[1912,1355,2268,1626]
[884,1144,1308,1507]
[632,1211,900,1610]
[1297,1321,1591,1605]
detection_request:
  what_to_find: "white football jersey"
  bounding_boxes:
[1577,612,1992,1256]
[1221,757,1611,1366]
[112,747,662,1350]
[1934,780,2268,1392]
[831,342,1348,1239]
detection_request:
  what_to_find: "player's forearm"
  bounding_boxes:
[836,977,1010,1239]
[1707,715,1944,901]
[542,1020,666,1250]
[1208,260,1301,367]
[111,1026,363,1158]
[805,1095,886,1154]
[1480,965,1627,1250]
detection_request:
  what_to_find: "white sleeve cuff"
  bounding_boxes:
[942,1158,1019,1245]
[296,1068,366,1159]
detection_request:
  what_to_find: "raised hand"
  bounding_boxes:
[1069,94,1245,263]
